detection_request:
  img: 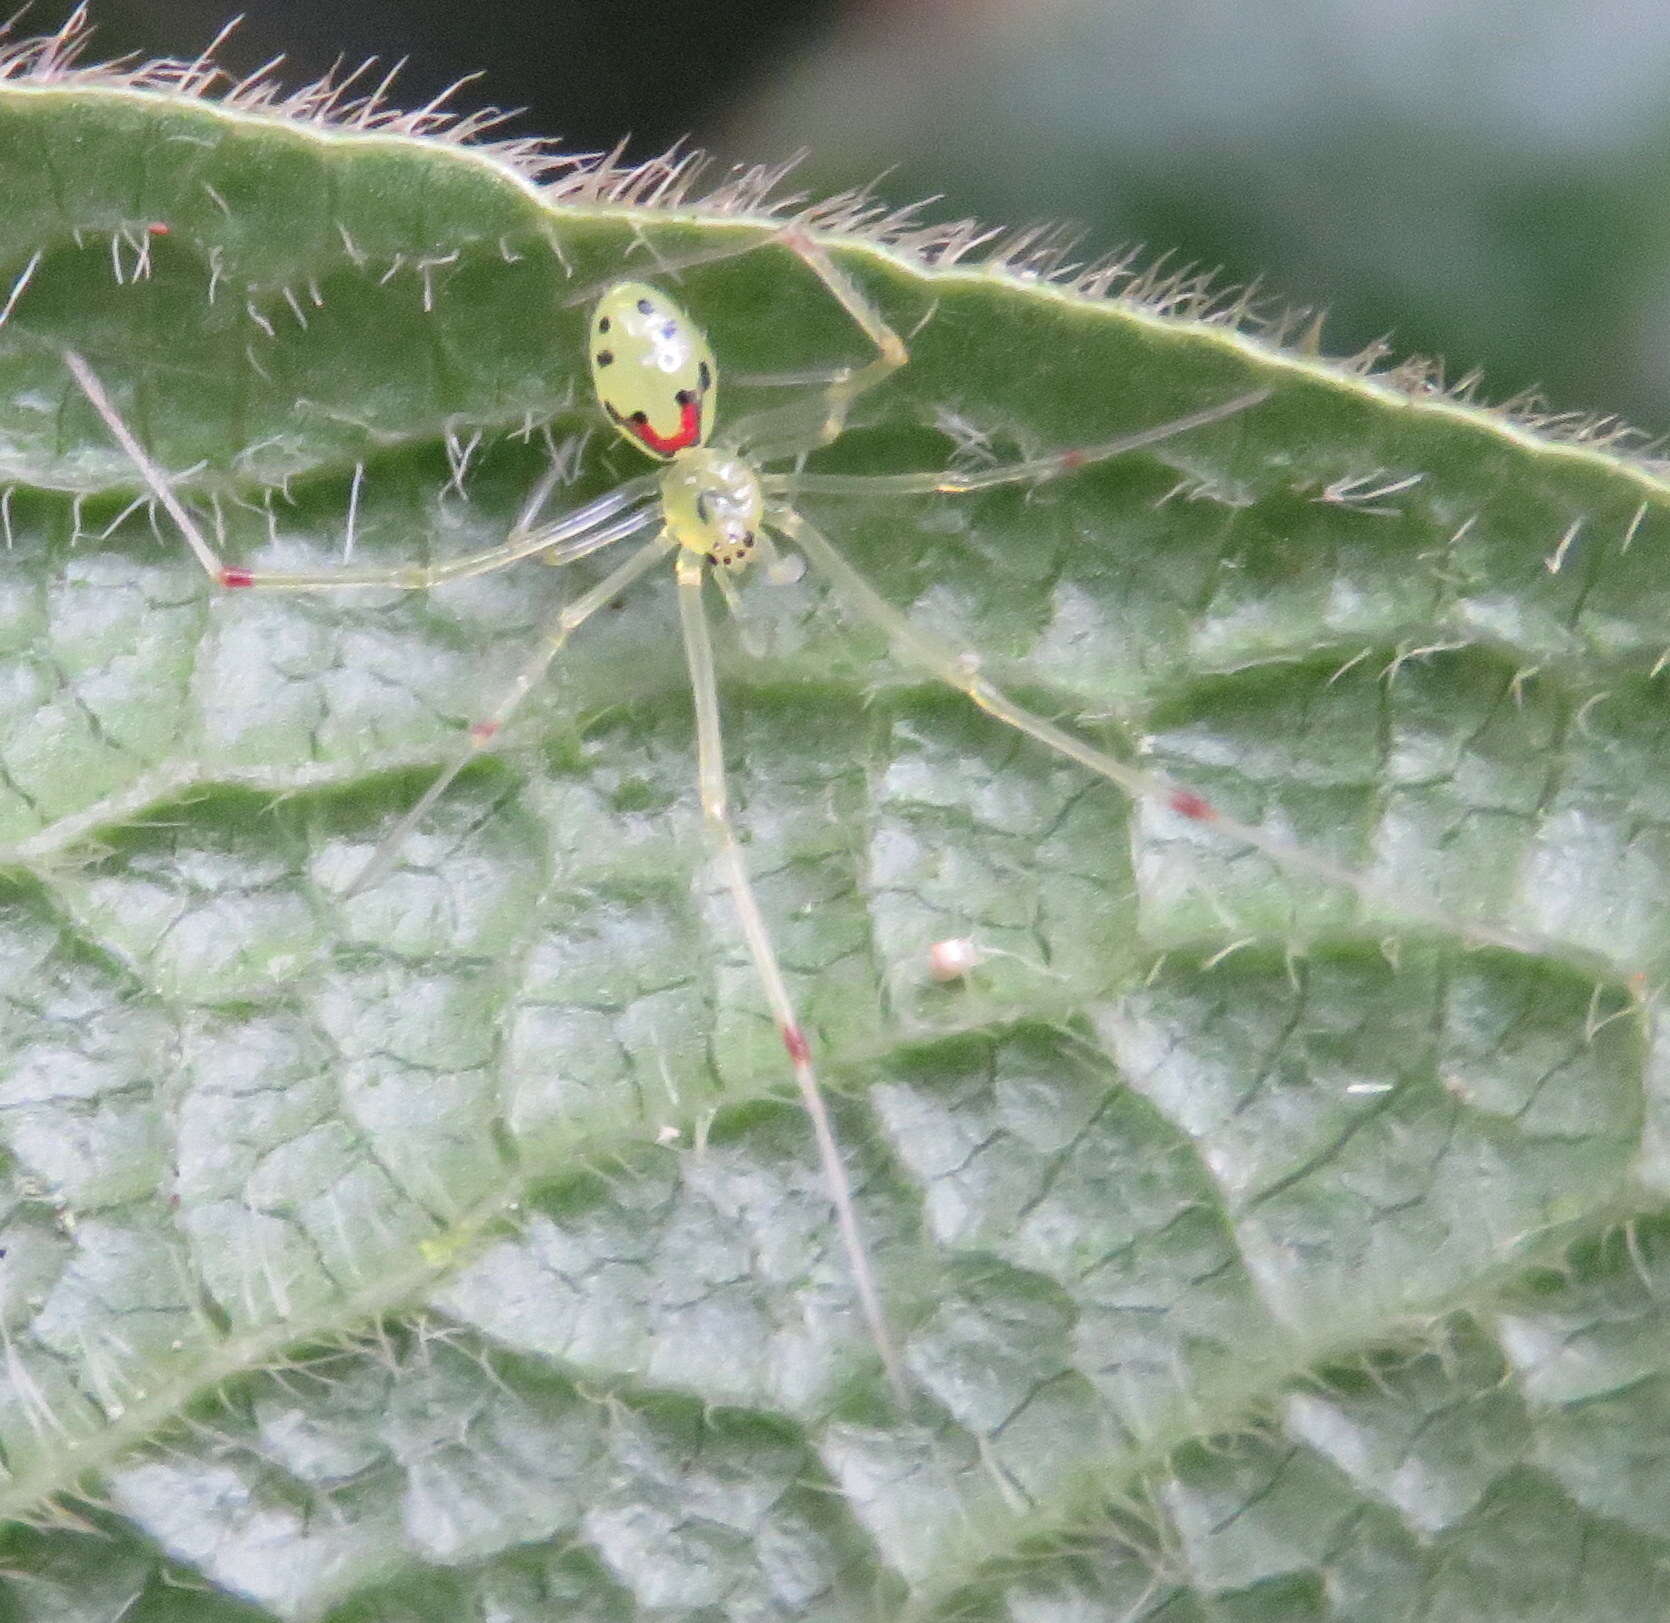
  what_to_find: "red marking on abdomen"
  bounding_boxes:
[469,721,500,744]
[220,567,255,588]
[781,1023,811,1066]
[1058,448,1087,471]
[146,223,170,236]
[1170,789,1216,821]
[629,396,703,457]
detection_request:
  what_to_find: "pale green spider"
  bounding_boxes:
[65,229,1269,1401]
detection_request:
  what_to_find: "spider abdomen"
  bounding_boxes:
[590,282,717,458]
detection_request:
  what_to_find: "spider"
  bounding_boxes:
[64,228,1269,1402]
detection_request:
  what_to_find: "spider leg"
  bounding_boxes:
[609,225,911,462]
[773,504,1556,960]
[65,350,659,590]
[566,220,911,459]
[760,388,1271,500]
[561,226,786,306]
[729,231,908,458]
[728,363,859,391]
[675,550,908,1404]
[341,527,672,897]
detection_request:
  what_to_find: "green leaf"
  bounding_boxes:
[2,22,1670,1623]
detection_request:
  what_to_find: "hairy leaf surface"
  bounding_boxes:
[0,32,1668,1623]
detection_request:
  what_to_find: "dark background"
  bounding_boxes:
[74,1,1670,432]
[88,0,848,156]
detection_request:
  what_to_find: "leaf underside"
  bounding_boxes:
[0,42,1669,1623]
